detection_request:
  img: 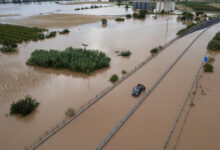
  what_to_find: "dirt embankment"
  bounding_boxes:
[4,14,117,28]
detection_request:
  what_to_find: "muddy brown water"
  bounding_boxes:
[37,24,206,150]
[172,34,220,150]
[37,24,220,150]
[0,15,184,150]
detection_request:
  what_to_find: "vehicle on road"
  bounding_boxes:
[132,84,145,97]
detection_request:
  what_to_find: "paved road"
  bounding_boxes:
[101,23,220,150]
[37,27,203,150]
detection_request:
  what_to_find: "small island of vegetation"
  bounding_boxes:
[10,95,39,117]
[203,63,213,72]
[115,18,125,21]
[26,47,111,74]
[59,29,70,34]
[119,51,131,56]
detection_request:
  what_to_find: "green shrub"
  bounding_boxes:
[26,47,111,74]
[203,63,213,72]
[10,95,39,116]
[179,11,194,20]
[101,18,107,25]
[46,31,56,38]
[0,46,16,53]
[133,13,139,18]
[150,48,158,54]
[59,29,70,34]
[65,108,75,117]
[196,11,204,16]
[119,51,131,56]
[207,32,220,51]
[122,70,127,74]
[110,74,118,82]
[139,10,147,19]
[126,14,132,19]
[115,18,125,21]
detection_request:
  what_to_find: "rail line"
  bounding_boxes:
[96,25,210,150]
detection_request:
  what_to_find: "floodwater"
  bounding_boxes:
[37,24,220,150]
[166,31,220,150]
[175,53,220,150]
[0,13,184,150]
[0,2,132,20]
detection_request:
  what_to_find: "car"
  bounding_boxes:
[132,84,145,97]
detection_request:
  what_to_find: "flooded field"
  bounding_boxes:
[0,4,185,150]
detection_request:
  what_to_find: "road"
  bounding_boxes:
[37,23,220,150]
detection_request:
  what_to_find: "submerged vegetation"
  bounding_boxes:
[115,18,125,21]
[46,31,56,38]
[203,63,213,72]
[126,14,132,19]
[0,24,47,52]
[0,46,16,53]
[110,74,118,82]
[133,10,147,19]
[177,23,197,35]
[59,29,70,34]
[119,51,131,56]
[101,18,107,25]
[65,108,75,117]
[178,11,194,20]
[10,95,39,116]
[26,47,111,74]
[207,32,220,51]
[150,48,159,55]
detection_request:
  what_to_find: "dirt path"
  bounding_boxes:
[37,27,203,150]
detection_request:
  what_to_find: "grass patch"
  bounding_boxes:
[207,32,220,51]
[110,74,118,82]
[26,47,111,74]
[59,29,70,34]
[180,2,220,11]
[0,23,47,48]
[10,95,39,116]
[115,18,125,21]
[203,63,213,72]
[119,51,131,56]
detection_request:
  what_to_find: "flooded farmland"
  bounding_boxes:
[0,2,185,150]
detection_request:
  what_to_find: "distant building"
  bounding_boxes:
[154,1,175,13]
[133,1,152,11]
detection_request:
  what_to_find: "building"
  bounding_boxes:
[154,1,175,13]
[133,1,152,11]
